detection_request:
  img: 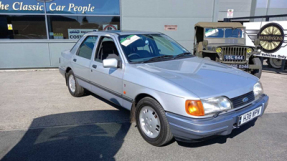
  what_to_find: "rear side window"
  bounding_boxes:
[77,36,98,59]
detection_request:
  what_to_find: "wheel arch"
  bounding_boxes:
[130,93,162,123]
[65,67,72,86]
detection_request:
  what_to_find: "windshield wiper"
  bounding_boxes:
[173,52,192,59]
[143,55,174,63]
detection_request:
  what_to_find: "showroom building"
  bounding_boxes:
[0,0,286,69]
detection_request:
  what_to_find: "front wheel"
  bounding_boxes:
[136,97,173,146]
[251,58,262,78]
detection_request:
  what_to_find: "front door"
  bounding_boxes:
[89,36,124,106]
[71,36,98,89]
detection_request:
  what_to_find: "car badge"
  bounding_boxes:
[242,97,249,102]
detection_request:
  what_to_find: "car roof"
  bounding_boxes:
[89,30,161,36]
[195,22,244,28]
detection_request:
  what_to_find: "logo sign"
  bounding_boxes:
[242,97,249,103]
[227,9,234,18]
[164,25,177,31]
[103,24,118,31]
[68,29,98,39]
[258,23,284,53]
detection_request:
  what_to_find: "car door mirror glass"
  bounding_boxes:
[103,58,118,68]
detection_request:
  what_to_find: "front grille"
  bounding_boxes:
[230,91,255,108]
[221,46,247,63]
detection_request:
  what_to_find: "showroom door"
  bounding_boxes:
[71,36,98,90]
[89,36,124,106]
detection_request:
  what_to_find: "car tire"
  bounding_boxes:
[251,58,262,78]
[267,58,282,69]
[135,97,173,146]
[66,70,85,97]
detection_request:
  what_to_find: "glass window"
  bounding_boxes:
[77,36,98,59]
[0,0,45,14]
[225,29,244,38]
[95,37,120,62]
[0,15,46,39]
[118,34,190,63]
[47,15,120,39]
[205,28,224,38]
[205,28,244,38]
[45,0,120,15]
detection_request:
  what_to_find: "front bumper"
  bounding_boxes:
[166,95,269,142]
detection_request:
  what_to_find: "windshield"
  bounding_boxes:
[118,34,191,63]
[205,28,244,38]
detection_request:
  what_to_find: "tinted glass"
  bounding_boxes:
[47,15,120,39]
[45,0,120,15]
[0,15,46,39]
[118,34,189,63]
[0,0,44,14]
[77,36,98,59]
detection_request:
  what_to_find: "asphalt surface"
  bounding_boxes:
[0,68,286,161]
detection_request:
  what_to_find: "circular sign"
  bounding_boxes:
[257,23,284,53]
[103,25,117,31]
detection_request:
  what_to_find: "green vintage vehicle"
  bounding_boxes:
[193,22,262,78]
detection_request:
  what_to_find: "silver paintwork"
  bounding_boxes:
[139,106,161,138]
[59,31,260,118]
[103,58,118,68]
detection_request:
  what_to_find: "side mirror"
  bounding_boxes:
[202,40,208,48]
[103,58,118,68]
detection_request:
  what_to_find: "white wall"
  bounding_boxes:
[121,0,215,51]
[216,0,253,21]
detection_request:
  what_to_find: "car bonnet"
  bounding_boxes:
[135,57,258,99]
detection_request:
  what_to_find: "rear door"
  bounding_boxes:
[71,36,98,90]
[89,36,124,106]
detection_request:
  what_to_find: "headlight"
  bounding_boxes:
[186,97,232,116]
[216,48,222,53]
[246,48,252,53]
[202,97,232,115]
[253,82,263,100]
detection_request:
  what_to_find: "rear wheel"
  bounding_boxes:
[251,58,262,78]
[267,58,282,69]
[136,97,173,146]
[66,70,85,97]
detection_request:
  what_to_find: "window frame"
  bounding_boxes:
[76,35,98,60]
[94,35,122,63]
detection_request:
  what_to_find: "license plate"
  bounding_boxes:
[238,106,262,126]
[224,55,245,60]
[228,64,249,69]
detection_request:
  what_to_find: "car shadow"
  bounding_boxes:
[1,107,131,161]
[176,118,257,148]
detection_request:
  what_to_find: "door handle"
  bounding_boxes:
[73,58,77,62]
[92,64,97,69]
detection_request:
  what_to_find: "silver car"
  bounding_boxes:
[59,31,269,146]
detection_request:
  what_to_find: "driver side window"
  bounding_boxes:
[95,36,120,63]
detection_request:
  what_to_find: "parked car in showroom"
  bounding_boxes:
[59,31,269,146]
[193,22,263,78]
